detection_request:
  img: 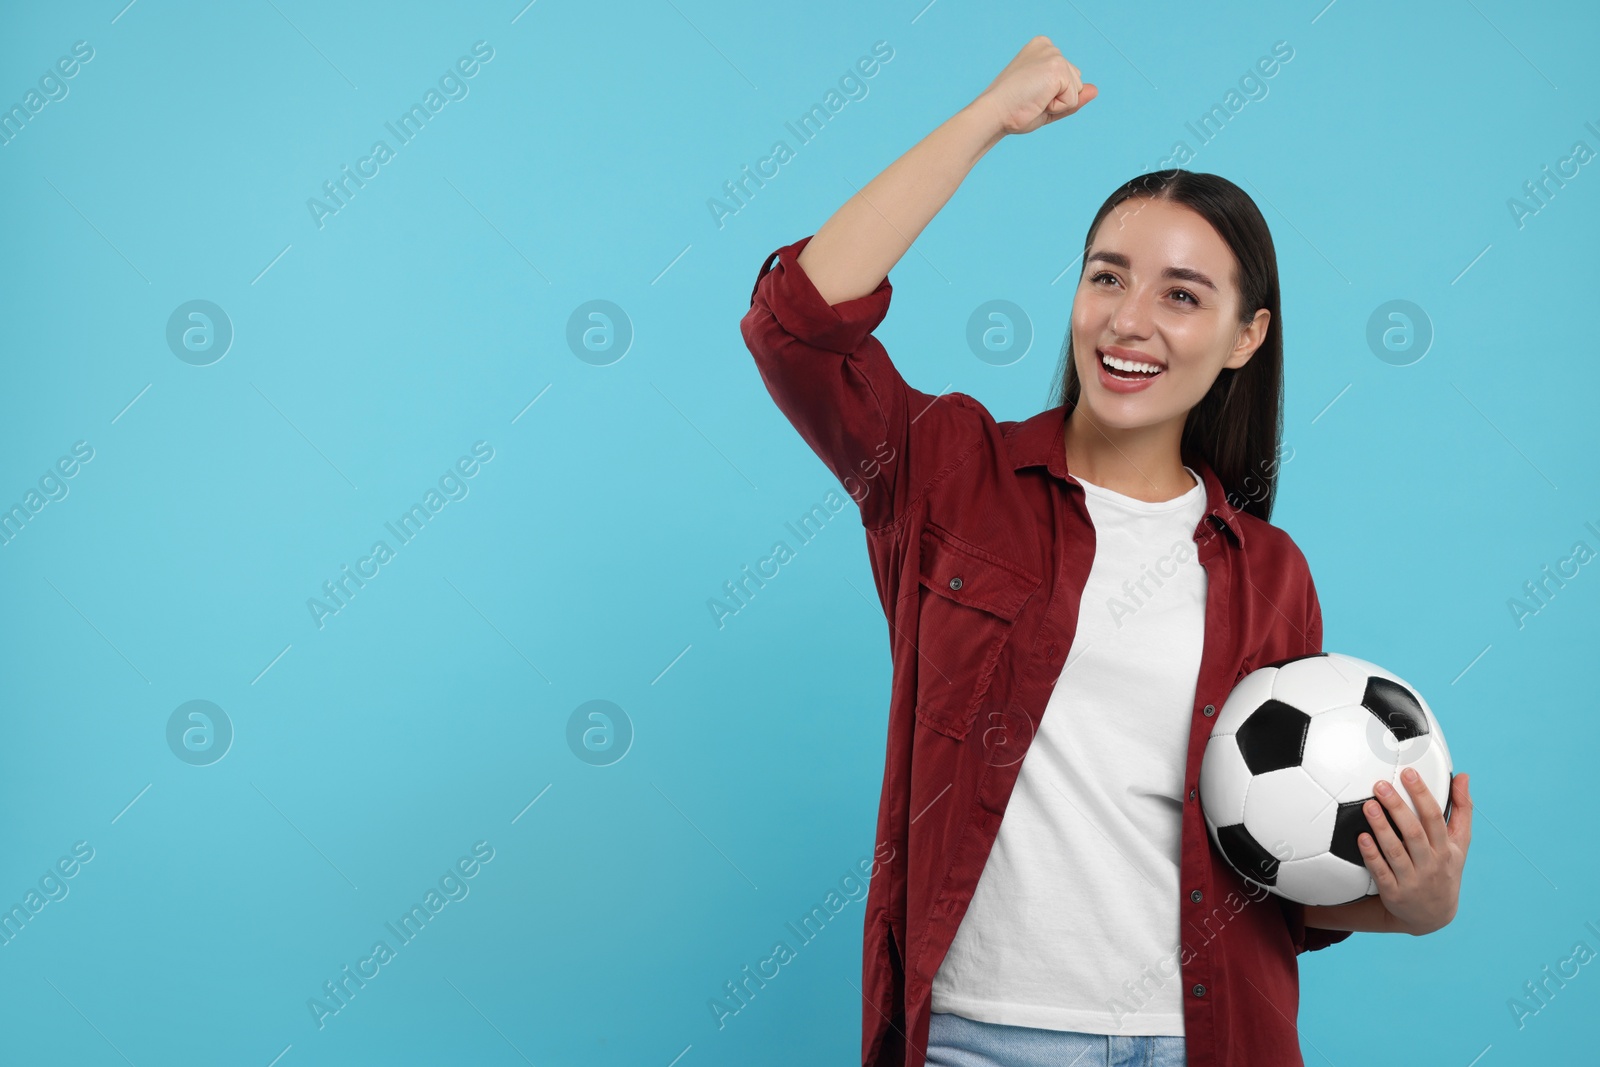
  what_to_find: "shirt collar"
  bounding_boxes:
[1006,406,1247,549]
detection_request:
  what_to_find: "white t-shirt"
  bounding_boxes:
[930,465,1208,1035]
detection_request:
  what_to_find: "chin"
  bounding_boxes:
[1083,404,1153,430]
[1075,377,1174,428]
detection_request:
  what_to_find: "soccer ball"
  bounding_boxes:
[1198,652,1454,907]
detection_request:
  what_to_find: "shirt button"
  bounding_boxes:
[1202,704,1215,717]
[1188,788,1196,802]
[1047,643,1059,657]
[1191,889,1203,902]
[949,576,963,591]
[1192,983,1207,997]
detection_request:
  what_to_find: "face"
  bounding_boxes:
[1070,197,1268,432]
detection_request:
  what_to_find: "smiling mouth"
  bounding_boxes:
[1098,349,1165,380]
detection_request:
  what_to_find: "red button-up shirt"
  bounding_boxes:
[740,234,1354,1067]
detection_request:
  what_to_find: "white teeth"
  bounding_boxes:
[1101,351,1162,375]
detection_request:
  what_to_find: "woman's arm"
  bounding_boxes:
[798,36,1096,307]
[741,37,1097,531]
[1305,897,1410,935]
[797,104,1002,307]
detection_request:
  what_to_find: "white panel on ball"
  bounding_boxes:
[1331,653,1419,694]
[1275,852,1373,907]
[1199,735,1253,828]
[1242,766,1337,864]
[1300,703,1399,803]
[1270,655,1366,714]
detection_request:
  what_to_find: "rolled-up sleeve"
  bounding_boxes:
[1282,897,1355,954]
[739,233,974,532]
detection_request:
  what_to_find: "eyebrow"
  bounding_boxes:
[1085,250,1219,293]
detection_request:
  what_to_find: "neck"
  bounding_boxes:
[1062,405,1193,502]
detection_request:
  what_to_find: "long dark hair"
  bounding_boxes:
[1047,169,1284,522]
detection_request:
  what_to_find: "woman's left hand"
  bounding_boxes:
[1360,770,1472,935]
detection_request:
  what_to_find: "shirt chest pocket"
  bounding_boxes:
[913,524,1042,742]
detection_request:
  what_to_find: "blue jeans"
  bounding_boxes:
[926,1011,1187,1067]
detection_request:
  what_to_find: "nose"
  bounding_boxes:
[1109,284,1157,338]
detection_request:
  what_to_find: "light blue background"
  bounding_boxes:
[2,1,1596,1064]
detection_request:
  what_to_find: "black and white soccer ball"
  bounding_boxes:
[1199,652,1454,907]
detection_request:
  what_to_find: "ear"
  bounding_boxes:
[1224,308,1270,371]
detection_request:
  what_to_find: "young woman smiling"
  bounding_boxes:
[740,34,1470,1067]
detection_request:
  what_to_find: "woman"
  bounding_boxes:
[740,36,1470,1067]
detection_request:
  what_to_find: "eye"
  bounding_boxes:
[1090,272,1199,306]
